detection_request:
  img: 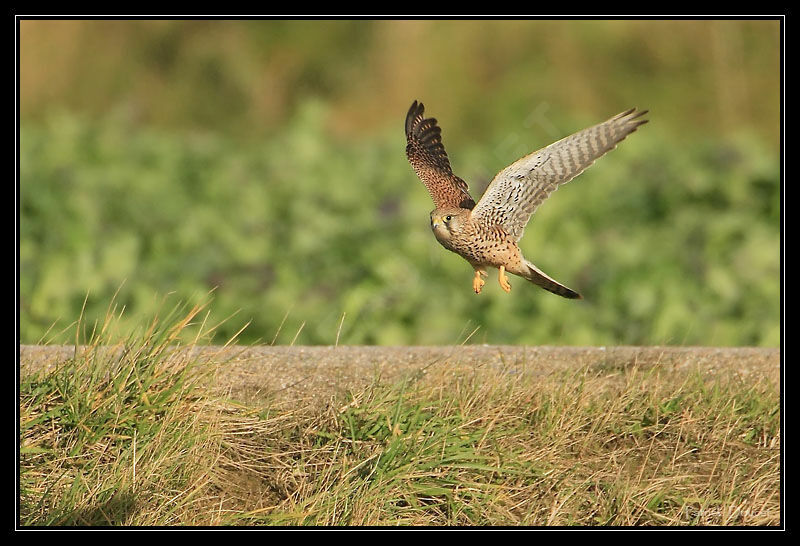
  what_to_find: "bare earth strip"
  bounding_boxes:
[19,345,779,404]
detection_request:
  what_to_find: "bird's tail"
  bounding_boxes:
[522,260,582,299]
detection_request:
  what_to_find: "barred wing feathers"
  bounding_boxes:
[405,101,476,210]
[472,108,648,240]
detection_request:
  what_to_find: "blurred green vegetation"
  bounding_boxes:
[19,19,780,346]
[21,20,779,147]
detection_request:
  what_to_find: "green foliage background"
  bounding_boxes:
[20,20,781,346]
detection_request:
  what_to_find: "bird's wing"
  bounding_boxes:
[405,101,476,210]
[471,108,648,241]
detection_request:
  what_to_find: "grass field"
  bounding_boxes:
[18,301,780,526]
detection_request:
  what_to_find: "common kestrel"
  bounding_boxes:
[405,100,648,298]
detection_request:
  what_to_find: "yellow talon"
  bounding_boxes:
[499,265,512,293]
[473,270,486,294]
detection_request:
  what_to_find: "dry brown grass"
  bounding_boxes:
[19,300,780,526]
[204,361,779,526]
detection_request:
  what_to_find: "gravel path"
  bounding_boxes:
[19,345,780,404]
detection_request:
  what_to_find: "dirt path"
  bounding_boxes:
[19,345,780,404]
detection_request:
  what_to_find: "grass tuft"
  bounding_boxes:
[19,295,235,525]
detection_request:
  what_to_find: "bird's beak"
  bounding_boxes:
[431,216,441,229]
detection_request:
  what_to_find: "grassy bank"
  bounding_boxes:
[19,303,780,526]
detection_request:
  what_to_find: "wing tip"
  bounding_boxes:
[624,107,649,126]
[616,106,648,119]
[565,289,583,300]
[406,101,446,156]
[612,107,649,138]
[405,100,425,137]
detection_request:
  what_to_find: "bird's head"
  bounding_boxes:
[430,207,468,243]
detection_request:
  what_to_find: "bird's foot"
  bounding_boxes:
[498,265,512,293]
[473,270,487,294]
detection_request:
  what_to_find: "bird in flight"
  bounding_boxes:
[405,100,648,298]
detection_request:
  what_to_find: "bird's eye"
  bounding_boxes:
[445,215,452,222]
